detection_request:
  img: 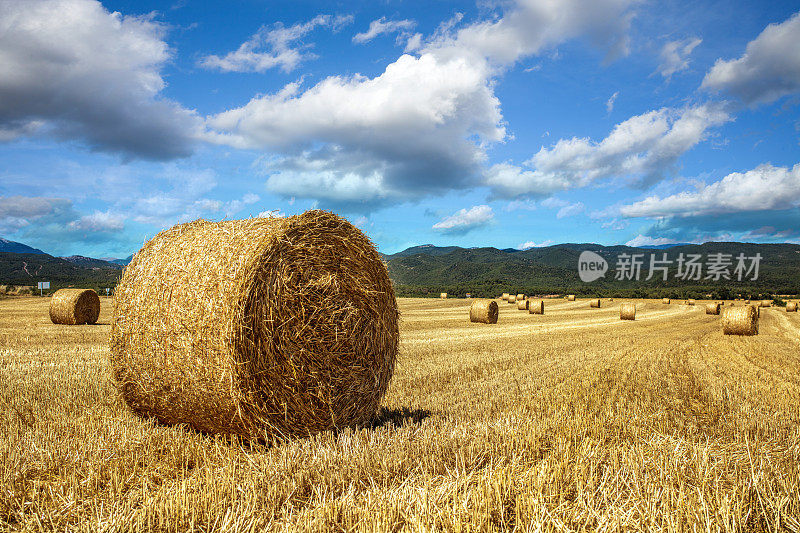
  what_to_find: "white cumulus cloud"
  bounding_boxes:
[657,37,702,79]
[199,14,353,73]
[620,163,800,218]
[0,0,201,159]
[353,17,416,44]
[432,205,494,234]
[701,12,800,105]
[486,103,731,198]
[518,239,554,249]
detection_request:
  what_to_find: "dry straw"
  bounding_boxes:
[705,302,721,315]
[722,305,758,336]
[567,295,576,301]
[687,299,696,306]
[744,299,751,304]
[508,295,516,303]
[528,300,544,314]
[49,288,100,325]
[590,299,601,308]
[760,300,772,307]
[501,293,510,301]
[517,299,529,310]
[786,302,798,312]
[440,292,448,299]
[620,302,636,320]
[110,210,399,439]
[470,300,498,324]
[662,298,670,304]
[516,293,525,301]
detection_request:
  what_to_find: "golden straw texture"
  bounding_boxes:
[705,303,721,315]
[516,294,525,302]
[469,300,498,324]
[501,293,509,301]
[786,302,797,312]
[620,303,636,320]
[722,306,758,336]
[662,298,670,304]
[508,295,516,304]
[687,299,695,306]
[590,299,601,308]
[760,300,772,307]
[567,295,576,301]
[110,210,399,439]
[528,300,544,314]
[49,288,100,325]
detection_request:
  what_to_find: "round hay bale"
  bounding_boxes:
[786,302,798,312]
[744,299,750,304]
[760,300,772,307]
[705,302,721,315]
[567,295,576,301]
[590,299,601,308]
[470,300,498,324]
[619,302,636,320]
[662,298,670,304]
[528,300,544,314]
[508,295,516,304]
[687,299,696,306]
[440,292,448,299]
[608,298,614,302]
[501,293,510,301]
[517,299,529,310]
[110,211,399,439]
[722,306,758,336]
[516,293,525,301]
[49,288,100,325]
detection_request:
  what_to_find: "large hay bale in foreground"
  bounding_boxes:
[440,292,448,299]
[517,299,529,310]
[662,298,670,304]
[722,306,758,336]
[786,302,798,312]
[705,302,721,315]
[49,288,100,325]
[589,299,601,308]
[529,300,544,314]
[508,295,516,304]
[567,295,576,301]
[470,300,499,324]
[620,302,636,320]
[110,211,399,439]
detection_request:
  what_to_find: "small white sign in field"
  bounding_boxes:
[38,281,50,289]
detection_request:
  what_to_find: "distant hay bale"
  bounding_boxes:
[567,295,576,301]
[528,300,544,314]
[722,305,758,336]
[744,299,750,304]
[786,302,798,312]
[619,302,636,320]
[662,298,670,304]
[440,292,448,299]
[760,300,772,307]
[608,298,613,302]
[516,293,525,302]
[110,210,399,439]
[508,295,516,303]
[517,299,529,310]
[470,300,499,324]
[705,302,721,315]
[502,293,510,301]
[49,288,100,325]
[687,299,696,306]
[589,299,601,308]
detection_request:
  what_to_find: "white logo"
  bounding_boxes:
[578,251,608,282]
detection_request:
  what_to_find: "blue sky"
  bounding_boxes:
[1,0,799,257]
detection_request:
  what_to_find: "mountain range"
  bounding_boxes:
[1,238,798,297]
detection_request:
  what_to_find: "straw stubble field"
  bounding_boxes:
[2,296,800,531]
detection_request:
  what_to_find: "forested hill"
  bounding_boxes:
[385,242,800,298]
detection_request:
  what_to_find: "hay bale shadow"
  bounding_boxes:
[367,406,432,430]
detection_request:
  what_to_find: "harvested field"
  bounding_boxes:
[2,296,800,531]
